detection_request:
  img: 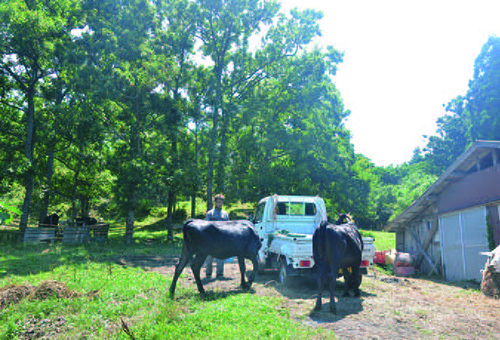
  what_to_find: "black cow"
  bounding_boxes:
[75,217,97,226]
[41,213,59,228]
[312,218,364,313]
[169,219,262,298]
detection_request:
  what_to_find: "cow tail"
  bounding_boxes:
[182,224,194,258]
[316,221,328,263]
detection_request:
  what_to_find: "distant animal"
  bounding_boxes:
[480,244,500,298]
[169,219,262,298]
[75,217,97,226]
[335,213,353,225]
[312,219,364,313]
[41,213,59,228]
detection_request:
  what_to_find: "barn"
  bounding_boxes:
[385,140,500,281]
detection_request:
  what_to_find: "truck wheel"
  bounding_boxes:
[279,260,291,287]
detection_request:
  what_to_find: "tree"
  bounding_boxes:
[155,0,199,240]
[423,36,500,175]
[195,1,325,210]
[0,0,83,238]
[466,36,500,141]
[81,0,162,243]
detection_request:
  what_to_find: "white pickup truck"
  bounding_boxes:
[251,195,375,285]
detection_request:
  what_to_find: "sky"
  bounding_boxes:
[280,0,500,166]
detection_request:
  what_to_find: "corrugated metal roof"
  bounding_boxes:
[385,140,500,231]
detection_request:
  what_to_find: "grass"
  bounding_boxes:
[359,229,395,251]
[0,203,398,339]
[0,231,333,339]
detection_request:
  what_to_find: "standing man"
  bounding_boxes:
[205,194,229,279]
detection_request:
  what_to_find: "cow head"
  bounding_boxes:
[481,244,500,273]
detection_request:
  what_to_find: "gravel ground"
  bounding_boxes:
[119,256,500,339]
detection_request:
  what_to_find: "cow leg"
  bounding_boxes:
[246,254,258,288]
[205,255,214,278]
[169,251,191,298]
[191,254,207,294]
[237,256,248,289]
[314,264,325,311]
[342,267,351,297]
[351,267,361,297]
[328,267,338,314]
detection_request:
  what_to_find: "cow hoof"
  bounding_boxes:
[241,283,252,290]
[354,290,361,297]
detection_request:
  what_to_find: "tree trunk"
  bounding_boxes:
[191,122,199,218]
[191,194,196,218]
[207,66,223,212]
[125,189,136,244]
[39,150,55,225]
[217,106,228,194]
[19,173,34,242]
[18,88,36,242]
[167,190,174,241]
[71,136,83,222]
[125,208,135,244]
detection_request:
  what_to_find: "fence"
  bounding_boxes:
[0,223,110,244]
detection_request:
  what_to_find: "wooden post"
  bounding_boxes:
[409,229,440,276]
[414,220,439,268]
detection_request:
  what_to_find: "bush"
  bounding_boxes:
[172,209,187,224]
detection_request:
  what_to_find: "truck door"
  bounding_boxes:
[253,202,267,266]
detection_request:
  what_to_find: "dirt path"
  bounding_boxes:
[118,256,500,339]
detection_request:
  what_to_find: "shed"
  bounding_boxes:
[385,140,500,281]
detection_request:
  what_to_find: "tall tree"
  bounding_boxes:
[0,0,83,238]
[195,1,326,210]
[155,0,198,240]
[466,35,500,141]
[423,35,500,175]
[82,0,161,243]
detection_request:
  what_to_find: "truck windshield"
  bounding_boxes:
[276,202,316,216]
[254,202,265,223]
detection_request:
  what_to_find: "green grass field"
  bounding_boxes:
[0,233,333,339]
[1,206,397,339]
[359,229,395,251]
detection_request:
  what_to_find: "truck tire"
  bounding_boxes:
[279,260,291,287]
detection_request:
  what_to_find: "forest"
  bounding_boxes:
[1,0,500,242]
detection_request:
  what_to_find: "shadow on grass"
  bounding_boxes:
[0,236,183,279]
[135,218,185,232]
[199,286,257,301]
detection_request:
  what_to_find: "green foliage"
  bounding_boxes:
[487,218,496,251]
[391,164,436,219]
[422,35,500,174]
[3,1,499,238]
[0,202,21,224]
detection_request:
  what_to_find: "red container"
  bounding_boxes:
[374,251,386,265]
[394,266,414,277]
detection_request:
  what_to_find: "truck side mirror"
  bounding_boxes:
[248,215,254,222]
